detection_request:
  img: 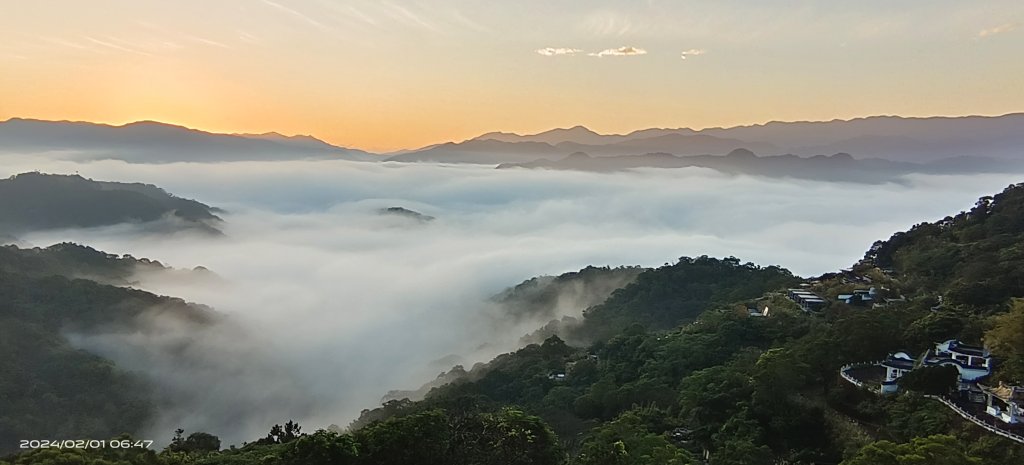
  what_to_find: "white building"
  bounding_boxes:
[880,352,916,394]
[983,383,1024,424]
[925,339,992,389]
[877,340,993,395]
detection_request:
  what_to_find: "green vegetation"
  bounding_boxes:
[8,183,1024,464]
[986,300,1024,383]
[3,408,561,465]
[0,242,170,285]
[493,265,645,325]
[570,256,797,342]
[867,182,1024,310]
[0,246,215,455]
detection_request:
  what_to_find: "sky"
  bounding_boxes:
[1,0,1022,151]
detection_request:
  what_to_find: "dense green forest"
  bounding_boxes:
[0,173,222,236]
[6,183,1024,464]
[0,243,177,286]
[0,248,215,456]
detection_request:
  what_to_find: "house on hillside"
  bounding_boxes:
[837,288,878,307]
[746,304,769,317]
[874,340,993,397]
[982,383,1024,424]
[787,289,827,312]
[925,339,992,385]
[880,352,916,394]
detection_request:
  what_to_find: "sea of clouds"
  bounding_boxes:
[2,154,1021,445]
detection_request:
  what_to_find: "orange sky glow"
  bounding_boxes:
[1,1,1022,151]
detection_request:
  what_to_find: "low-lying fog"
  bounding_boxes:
[2,154,1020,445]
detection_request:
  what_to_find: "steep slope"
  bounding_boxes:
[0,247,217,455]
[350,186,1024,465]
[864,182,1024,309]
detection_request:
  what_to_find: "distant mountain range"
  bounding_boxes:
[497,149,1024,183]
[0,118,375,162]
[450,113,1024,164]
[3,113,1024,172]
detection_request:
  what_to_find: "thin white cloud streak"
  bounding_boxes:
[315,0,486,35]
[589,46,647,57]
[2,155,1021,445]
[449,7,491,34]
[185,35,230,49]
[978,23,1018,38]
[379,1,439,33]
[84,36,152,56]
[262,0,330,31]
[336,3,379,26]
[536,47,584,56]
[681,48,706,59]
[237,30,260,44]
[41,36,93,51]
[580,10,633,36]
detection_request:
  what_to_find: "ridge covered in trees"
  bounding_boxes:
[0,172,222,237]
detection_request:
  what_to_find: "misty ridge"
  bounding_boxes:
[0,172,222,239]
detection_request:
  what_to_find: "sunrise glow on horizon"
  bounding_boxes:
[2,0,1022,152]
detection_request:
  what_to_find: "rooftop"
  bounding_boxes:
[882,357,916,370]
[949,340,988,357]
[982,383,1024,403]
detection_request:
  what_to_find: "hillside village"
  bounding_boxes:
[767,213,1024,446]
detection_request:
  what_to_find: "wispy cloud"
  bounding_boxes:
[84,36,152,56]
[449,7,491,34]
[978,23,1018,38]
[589,46,647,57]
[42,36,93,51]
[262,0,329,31]
[581,10,633,36]
[340,4,378,26]
[379,1,438,33]
[186,35,231,49]
[680,48,706,59]
[536,47,584,56]
[237,31,260,44]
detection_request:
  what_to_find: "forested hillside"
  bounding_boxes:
[0,242,184,286]
[7,184,1024,464]
[866,182,1024,310]
[0,173,222,236]
[0,246,216,456]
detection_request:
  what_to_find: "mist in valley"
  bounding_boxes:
[2,154,1020,446]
